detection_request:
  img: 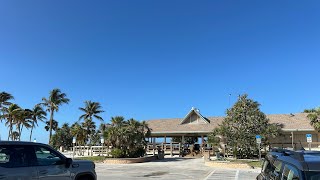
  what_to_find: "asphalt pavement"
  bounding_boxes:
[95,157,260,180]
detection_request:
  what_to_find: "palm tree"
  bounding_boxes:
[1,104,21,140]
[78,101,104,144]
[11,131,19,141]
[29,105,47,141]
[110,116,125,127]
[45,120,58,132]
[306,108,320,131]
[81,119,96,144]
[79,101,104,122]
[42,88,70,143]
[0,91,14,121]
[15,109,32,141]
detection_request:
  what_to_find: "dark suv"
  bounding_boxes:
[257,149,320,180]
[0,141,96,180]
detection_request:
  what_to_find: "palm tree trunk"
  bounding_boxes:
[49,109,54,143]
[8,122,13,141]
[20,125,24,141]
[30,122,35,141]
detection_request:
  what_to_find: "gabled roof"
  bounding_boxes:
[179,107,210,125]
[146,113,314,135]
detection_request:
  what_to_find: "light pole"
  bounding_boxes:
[72,137,76,159]
[100,137,105,156]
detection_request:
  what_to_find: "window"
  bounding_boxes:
[282,164,300,180]
[0,145,34,168]
[268,160,283,180]
[34,146,64,166]
[0,146,11,168]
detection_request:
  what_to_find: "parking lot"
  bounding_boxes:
[95,157,260,180]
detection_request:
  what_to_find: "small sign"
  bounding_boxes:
[256,135,262,144]
[72,137,76,144]
[306,134,312,143]
[100,138,105,144]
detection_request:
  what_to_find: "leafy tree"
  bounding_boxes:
[104,117,150,158]
[209,94,281,159]
[172,137,198,144]
[11,131,19,141]
[42,88,70,143]
[50,123,73,149]
[78,101,104,144]
[305,107,320,131]
[45,120,58,132]
[0,91,14,119]
[29,104,47,141]
[79,101,104,122]
[71,122,87,145]
[1,104,21,140]
[15,109,32,141]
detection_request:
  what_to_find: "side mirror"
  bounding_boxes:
[65,158,73,168]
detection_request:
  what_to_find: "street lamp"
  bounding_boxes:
[33,138,37,143]
[72,137,76,159]
[100,137,104,156]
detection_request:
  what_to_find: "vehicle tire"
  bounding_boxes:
[77,175,93,180]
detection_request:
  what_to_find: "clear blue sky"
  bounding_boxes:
[1,0,320,143]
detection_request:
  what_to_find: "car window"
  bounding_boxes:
[269,160,283,180]
[262,159,273,173]
[0,145,35,168]
[34,146,64,166]
[0,146,11,168]
[282,164,300,180]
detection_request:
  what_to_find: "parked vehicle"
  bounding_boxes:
[257,149,320,180]
[0,141,96,180]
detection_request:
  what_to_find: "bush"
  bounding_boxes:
[128,147,145,158]
[110,148,126,158]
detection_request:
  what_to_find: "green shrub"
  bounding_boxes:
[128,147,145,158]
[110,148,126,158]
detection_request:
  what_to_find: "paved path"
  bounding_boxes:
[96,157,260,180]
[204,169,259,180]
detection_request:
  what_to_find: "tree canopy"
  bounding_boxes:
[208,94,282,159]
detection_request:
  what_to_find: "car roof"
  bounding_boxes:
[0,141,48,146]
[267,149,320,171]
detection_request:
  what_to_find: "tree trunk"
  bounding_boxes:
[49,109,54,144]
[30,121,34,142]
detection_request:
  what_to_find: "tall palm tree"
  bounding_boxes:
[42,88,70,143]
[11,131,19,141]
[1,104,21,140]
[15,109,32,141]
[44,120,58,132]
[0,91,14,121]
[78,101,104,144]
[81,119,96,144]
[29,105,47,141]
[79,101,104,122]
[110,116,125,127]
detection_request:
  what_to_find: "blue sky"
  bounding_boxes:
[1,0,320,143]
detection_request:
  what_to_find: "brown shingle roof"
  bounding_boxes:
[146,113,314,134]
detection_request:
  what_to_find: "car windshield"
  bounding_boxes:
[305,171,320,180]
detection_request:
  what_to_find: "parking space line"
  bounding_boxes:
[203,170,216,180]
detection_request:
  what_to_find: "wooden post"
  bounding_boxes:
[164,136,167,151]
[291,131,294,150]
[170,142,173,157]
[153,137,156,156]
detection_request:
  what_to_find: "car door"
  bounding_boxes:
[0,145,38,180]
[33,145,71,180]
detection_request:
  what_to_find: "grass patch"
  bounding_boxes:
[75,156,107,163]
[247,161,262,168]
[227,159,263,168]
